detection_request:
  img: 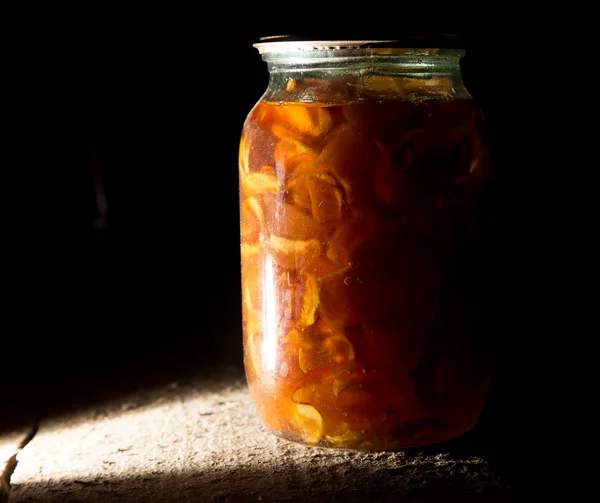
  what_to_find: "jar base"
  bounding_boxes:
[264,422,477,451]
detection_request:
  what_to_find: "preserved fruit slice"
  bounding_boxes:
[297,273,319,329]
[298,333,355,373]
[287,171,342,222]
[317,125,377,204]
[300,256,340,278]
[239,131,250,175]
[244,329,263,387]
[306,173,344,224]
[292,403,325,444]
[285,319,336,347]
[274,137,316,174]
[292,383,329,408]
[271,105,333,138]
[241,171,279,197]
[259,193,325,241]
[318,266,363,331]
[260,234,322,270]
[325,424,363,447]
[240,197,265,243]
[240,243,262,313]
[286,175,312,213]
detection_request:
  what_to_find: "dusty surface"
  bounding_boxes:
[4,365,512,503]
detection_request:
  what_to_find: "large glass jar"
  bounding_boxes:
[238,36,494,450]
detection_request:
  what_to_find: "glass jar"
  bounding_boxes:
[238,36,495,450]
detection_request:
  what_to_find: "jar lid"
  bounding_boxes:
[254,32,465,53]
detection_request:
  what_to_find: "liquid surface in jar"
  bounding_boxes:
[239,94,493,450]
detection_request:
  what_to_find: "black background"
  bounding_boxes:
[3,12,547,485]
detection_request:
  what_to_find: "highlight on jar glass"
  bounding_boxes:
[238,35,495,450]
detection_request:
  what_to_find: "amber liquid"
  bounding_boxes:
[239,97,493,450]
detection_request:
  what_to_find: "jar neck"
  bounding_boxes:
[260,48,464,78]
[257,48,469,103]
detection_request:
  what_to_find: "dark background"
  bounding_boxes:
[3,13,546,485]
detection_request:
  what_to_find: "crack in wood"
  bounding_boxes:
[0,425,39,503]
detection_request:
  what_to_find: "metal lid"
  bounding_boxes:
[254,32,465,53]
